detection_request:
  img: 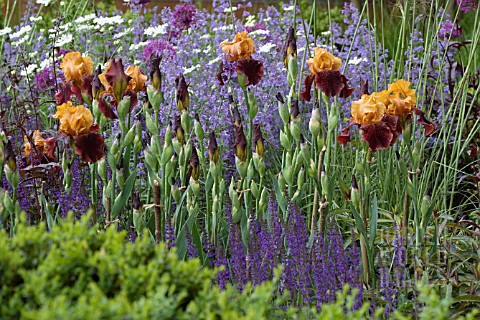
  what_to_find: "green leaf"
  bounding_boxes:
[111,168,137,219]
[369,194,378,248]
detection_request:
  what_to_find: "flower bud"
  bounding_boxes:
[278,99,289,126]
[176,74,189,112]
[250,180,260,199]
[235,156,248,179]
[252,123,264,158]
[145,112,158,136]
[149,55,162,92]
[309,115,321,138]
[193,113,204,141]
[121,123,136,148]
[248,91,259,120]
[208,131,220,165]
[117,95,131,123]
[280,130,290,150]
[278,172,286,191]
[4,140,16,173]
[98,158,107,182]
[234,125,247,162]
[351,174,360,210]
[237,71,247,89]
[297,166,305,190]
[420,188,432,218]
[172,184,181,203]
[259,187,269,211]
[180,110,191,136]
[290,118,301,142]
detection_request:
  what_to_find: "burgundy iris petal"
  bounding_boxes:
[74,132,106,163]
[98,96,117,120]
[300,74,315,101]
[235,58,264,86]
[337,127,351,146]
[55,81,83,105]
[315,70,354,98]
[415,110,436,137]
[360,122,395,152]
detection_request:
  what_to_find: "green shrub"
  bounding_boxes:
[0,214,290,319]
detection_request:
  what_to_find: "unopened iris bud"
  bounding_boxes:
[307,159,316,178]
[237,71,247,89]
[98,158,107,182]
[110,136,120,156]
[278,172,286,191]
[219,178,226,194]
[248,91,259,120]
[208,131,220,164]
[234,125,247,162]
[309,112,321,138]
[116,157,124,188]
[164,124,173,144]
[174,114,185,145]
[327,112,338,132]
[297,166,305,190]
[252,123,265,158]
[283,26,297,68]
[290,117,301,142]
[235,156,248,179]
[189,146,200,181]
[252,152,266,177]
[421,187,432,218]
[300,135,310,162]
[149,55,162,91]
[172,184,181,203]
[259,187,269,211]
[231,102,242,127]
[121,123,136,148]
[351,174,360,209]
[280,131,290,150]
[133,136,142,154]
[251,180,260,199]
[4,140,16,173]
[193,113,204,141]
[320,165,327,194]
[117,95,131,123]
[180,110,191,136]
[278,101,289,126]
[246,159,254,183]
[145,112,158,136]
[175,74,189,112]
[190,177,200,197]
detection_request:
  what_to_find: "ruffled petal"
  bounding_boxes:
[74,132,105,163]
[300,74,315,101]
[315,70,353,98]
[360,121,394,152]
[415,110,436,137]
[235,58,264,86]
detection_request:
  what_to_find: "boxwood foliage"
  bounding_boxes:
[0,214,295,319]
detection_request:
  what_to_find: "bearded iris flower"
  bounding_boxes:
[60,52,94,86]
[219,31,264,87]
[301,48,353,101]
[337,80,436,152]
[53,102,93,137]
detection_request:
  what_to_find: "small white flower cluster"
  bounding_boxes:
[248,29,269,37]
[183,64,200,75]
[93,15,124,27]
[144,24,168,37]
[129,42,148,51]
[36,0,53,6]
[258,42,276,53]
[20,63,38,77]
[223,6,237,13]
[0,27,12,37]
[244,15,256,28]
